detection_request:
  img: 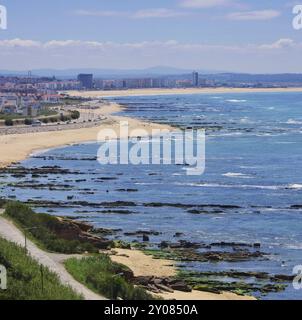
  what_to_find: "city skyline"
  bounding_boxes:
[0,0,302,72]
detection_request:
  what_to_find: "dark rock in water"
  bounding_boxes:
[0,166,83,176]
[291,205,302,209]
[158,240,207,250]
[210,241,261,248]
[188,209,210,214]
[173,232,184,237]
[91,227,122,236]
[97,177,118,181]
[100,201,137,207]
[142,234,150,242]
[199,250,267,262]
[272,274,294,282]
[124,230,162,237]
[152,247,268,262]
[159,241,170,249]
[143,202,241,211]
[116,188,138,192]
[67,196,74,200]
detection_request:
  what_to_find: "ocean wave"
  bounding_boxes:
[226,99,247,103]
[287,184,302,190]
[286,119,302,125]
[175,182,281,190]
[239,117,253,124]
[222,172,254,179]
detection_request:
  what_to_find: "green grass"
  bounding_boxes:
[0,114,25,120]
[4,202,98,254]
[0,237,82,300]
[65,255,157,300]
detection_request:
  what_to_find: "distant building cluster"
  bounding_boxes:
[0,92,61,116]
[82,71,214,90]
[0,76,81,94]
[0,70,294,118]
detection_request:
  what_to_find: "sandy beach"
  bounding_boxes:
[66,87,302,98]
[110,249,255,300]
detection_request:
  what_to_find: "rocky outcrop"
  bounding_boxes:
[133,276,191,294]
[50,217,112,249]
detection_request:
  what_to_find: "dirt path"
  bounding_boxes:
[0,210,105,300]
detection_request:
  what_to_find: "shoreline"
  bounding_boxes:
[0,101,174,168]
[65,86,302,98]
[109,248,255,300]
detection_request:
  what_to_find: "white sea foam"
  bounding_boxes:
[226,99,247,103]
[286,119,302,125]
[287,184,302,190]
[222,172,253,179]
[239,117,253,124]
[175,182,280,190]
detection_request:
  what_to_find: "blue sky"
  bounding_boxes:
[0,0,301,72]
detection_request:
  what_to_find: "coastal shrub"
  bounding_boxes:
[70,110,80,120]
[24,118,33,125]
[65,256,156,300]
[60,114,72,122]
[4,202,98,254]
[0,237,82,300]
[49,117,58,123]
[4,119,13,126]
[0,199,7,208]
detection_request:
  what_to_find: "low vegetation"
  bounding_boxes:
[1,109,80,126]
[4,202,98,254]
[65,255,156,300]
[0,237,82,300]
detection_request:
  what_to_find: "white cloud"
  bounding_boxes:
[74,10,128,17]
[180,0,232,8]
[259,38,296,49]
[133,8,188,19]
[0,38,300,72]
[0,38,297,51]
[227,10,281,21]
[0,39,41,47]
[75,8,188,19]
